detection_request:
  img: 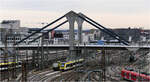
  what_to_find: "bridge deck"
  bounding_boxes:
[0,45,150,50]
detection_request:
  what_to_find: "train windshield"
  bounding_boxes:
[61,63,65,67]
[141,72,150,76]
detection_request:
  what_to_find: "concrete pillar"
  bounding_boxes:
[66,11,76,60]
[76,13,84,44]
[40,34,44,70]
[32,50,35,69]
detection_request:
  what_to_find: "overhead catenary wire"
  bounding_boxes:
[74,12,129,45]
[81,13,130,44]
[28,20,68,44]
[15,12,69,45]
[15,11,129,45]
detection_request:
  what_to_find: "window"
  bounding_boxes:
[121,71,125,77]
[142,78,149,81]
[131,74,136,79]
[126,72,129,79]
[138,76,143,81]
[131,74,137,80]
[73,63,75,65]
[124,72,127,76]
[66,64,69,67]
[61,63,65,67]
[70,63,73,67]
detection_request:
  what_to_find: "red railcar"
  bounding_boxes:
[121,69,150,81]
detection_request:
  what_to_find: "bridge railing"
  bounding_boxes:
[0,41,150,47]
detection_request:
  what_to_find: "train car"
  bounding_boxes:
[0,61,22,71]
[59,59,84,71]
[121,68,150,81]
[52,61,61,71]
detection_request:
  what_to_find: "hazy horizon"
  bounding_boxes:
[0,0,149,29]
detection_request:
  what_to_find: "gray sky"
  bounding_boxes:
[0,0,150,29]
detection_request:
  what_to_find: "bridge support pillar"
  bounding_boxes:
[76,13,84,44]
[66,11,76,60]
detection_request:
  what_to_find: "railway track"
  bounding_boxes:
[63,71,76,81]
[105,50,149,81]
[107,66,121,81]
[25,50,150,82]
[50,70,74,81]
[28,70,55,81]
[50,59,94,81]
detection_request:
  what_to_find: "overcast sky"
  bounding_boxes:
[0,0,150,29]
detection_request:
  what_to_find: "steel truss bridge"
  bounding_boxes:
[1,11,150,81]
[0,11,149,52]
[15,11,130,46]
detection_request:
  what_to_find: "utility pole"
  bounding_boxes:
[101,49,106,81]
[32,50,35,69]
[12,30,17,79]
[22,38,28,82]
[22,60,27,82]
[41,33,44,70]
[2,28,9,81]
